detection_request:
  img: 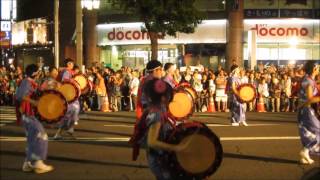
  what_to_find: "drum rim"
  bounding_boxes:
[176,84,198,100]
[237,83,256,103]
[73,74,90,92]
[169,88,195,120]
[165,122,223,179]
[36,89,68,123]
[59,81,81,103]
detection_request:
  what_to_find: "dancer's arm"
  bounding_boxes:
[147,121,191,152]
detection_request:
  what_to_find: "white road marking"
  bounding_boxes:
[102,123,279,128]
[206,123,279,127]
[0,120,15,123]
[0,136,301,142]
[104,125,134,128]
[220,136,300,141]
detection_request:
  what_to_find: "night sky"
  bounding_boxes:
[17,0,54,21]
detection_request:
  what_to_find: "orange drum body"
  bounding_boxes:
[177,83,197,101]
[57,80,81,103]
[163,122,223,179]
[73,74,91,94]
[36,90,68,123]
[237,84,256,103]
[169,87,195,120]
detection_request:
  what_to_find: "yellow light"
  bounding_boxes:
[289,37,298,46]
[112,45,117,53]
[289,60,296,65]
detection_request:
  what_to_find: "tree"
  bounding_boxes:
[117,0,205,61]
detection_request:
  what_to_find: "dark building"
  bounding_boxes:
[10,0,320,70]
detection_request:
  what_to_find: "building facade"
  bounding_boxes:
[95,0,320,70]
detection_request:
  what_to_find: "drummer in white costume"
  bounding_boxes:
[54,58,80,139]
[16,64,54,173]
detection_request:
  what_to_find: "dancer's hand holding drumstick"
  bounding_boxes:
[148,121,200,153]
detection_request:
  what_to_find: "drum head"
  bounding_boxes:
[37,90,67,123]
[57,82,80,103]
[176,134,216,174]
[74,75,88,91]
[239,85,256,103]
[165,123,223,179]
[169,92,193,119]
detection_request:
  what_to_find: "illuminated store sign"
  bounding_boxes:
[97,19,319,45]
[97,20,227,45]
[12,18,48,45]
[107,28,164,41]
[245,19,319,43]
[250,24,309,37]
[1,21,11,31]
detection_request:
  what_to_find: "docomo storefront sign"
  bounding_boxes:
[251,24,308,37]
[245,19,319,43]
[97,21,227,45]
[97,20,319,45]
[107,28,164,41]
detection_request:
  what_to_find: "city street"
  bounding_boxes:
[0,106,319,180]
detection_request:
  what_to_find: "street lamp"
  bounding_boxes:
[82,0,100,10]
[76,0,100,71]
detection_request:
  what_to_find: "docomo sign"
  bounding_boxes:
[244,19,319,43]
[97,20,227,45]
[251,24,309,37]
[107,28,164,41]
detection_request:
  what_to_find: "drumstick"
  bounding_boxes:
[129,95,133,111]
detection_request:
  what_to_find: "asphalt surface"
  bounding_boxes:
[0,106,319,180]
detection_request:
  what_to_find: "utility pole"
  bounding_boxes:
[76,0,83,69]
[54,0,59,68]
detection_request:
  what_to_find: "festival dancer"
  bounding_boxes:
[16,64,54,173]
[297,61,320,164]
[54,58,80,139]
[40,66,60,90]
[229,66,248,126]
[137,79,192,180]
[163,62,178,88]
[135,60,163,120]
[129,60,163,160]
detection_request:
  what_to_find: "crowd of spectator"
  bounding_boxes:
[1,61,320,113]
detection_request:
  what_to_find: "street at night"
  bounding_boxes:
[1,106,319,180]
[1,0,320,179]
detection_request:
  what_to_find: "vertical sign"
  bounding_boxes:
[247,30,257,70]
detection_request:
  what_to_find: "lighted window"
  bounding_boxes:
[1,0,10,20]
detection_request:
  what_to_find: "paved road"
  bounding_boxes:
[0,106,319,180]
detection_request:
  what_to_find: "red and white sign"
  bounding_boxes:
[97,20,227,45]
[96,19,319,45]
[250,24,309,37]
[244,19,319,43]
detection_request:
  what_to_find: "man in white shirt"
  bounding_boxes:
[215,70,228,112]
[129,70,140,111]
